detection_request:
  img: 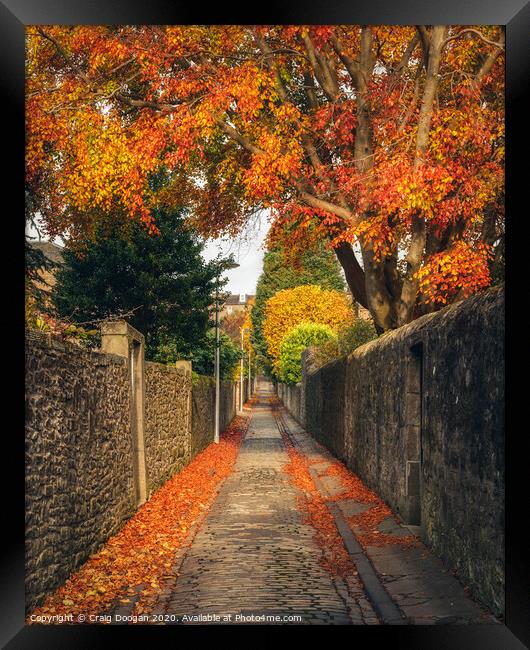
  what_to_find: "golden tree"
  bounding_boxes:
[263,284,353,375]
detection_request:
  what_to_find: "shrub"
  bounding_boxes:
[337,319,378,355]
[263,284,353,376]
[310,338,341,370]
[278,322,337,384]
[309,319,378,370]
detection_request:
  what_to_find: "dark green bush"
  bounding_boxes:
[337,319,378,355]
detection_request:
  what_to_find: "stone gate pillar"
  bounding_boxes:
[101,321,147,507]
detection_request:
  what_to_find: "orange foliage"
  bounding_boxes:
[415,240,493,305]
[319,460,421,550]
[220,311,245,343]
[26,25,504,308]
[27,415,249,624]
[280,424,360,579]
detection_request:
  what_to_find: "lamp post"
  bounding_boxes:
[240,326,248,412]
[214,260,239,444]
[248,346,252,401]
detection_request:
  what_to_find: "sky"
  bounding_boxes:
[200,211,270,295]
[26,210,270,296]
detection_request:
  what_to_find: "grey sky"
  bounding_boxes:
[201,212,270,295]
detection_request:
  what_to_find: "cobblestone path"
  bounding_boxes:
[159,381,375,624]
[152,380,495,626]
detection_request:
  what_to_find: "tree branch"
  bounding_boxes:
[329,34,360,87]
[415,26,430,69]
[473,29,505,87]
[394,33,420,76]
[35,27,91,86]
[300,32,338,101]
[215,119,263,156]
[398,25,447,326]
[295,184,354,220]
[334,242,368,308]
[444,28,505,50]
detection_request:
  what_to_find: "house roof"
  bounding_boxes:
[224,293,255,305]
[29,241,64,265]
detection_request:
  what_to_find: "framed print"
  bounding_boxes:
[4,0,528,647]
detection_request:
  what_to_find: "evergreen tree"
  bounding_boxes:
[52,209,226,363]
[188,329,242,380]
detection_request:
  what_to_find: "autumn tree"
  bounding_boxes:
[251,242,345,375]
[263,284,353,376]
[220,311,246,344]
[26,25,504,330]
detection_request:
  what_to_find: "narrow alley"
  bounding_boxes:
[113,381,495,626]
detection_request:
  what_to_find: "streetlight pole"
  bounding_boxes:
[240,326,245,413]
[214,278,221,444]
[214,261,239,444]
[248,346,251,401]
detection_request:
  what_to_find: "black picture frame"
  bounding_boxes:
[5,1,527,647]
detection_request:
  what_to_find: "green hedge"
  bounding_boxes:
[279,322,337,384]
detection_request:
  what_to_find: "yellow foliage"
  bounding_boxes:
[263,285,353,374]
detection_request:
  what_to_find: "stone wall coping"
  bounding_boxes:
[304,284,504,376]
[175,360,192,375]
[25,329,126,364]
[145,360,189,377]
[100,319,145,344]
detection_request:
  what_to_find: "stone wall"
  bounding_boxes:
[277,382,302,424]
[25,327,238,613]
[191,377,236,457]
[144,362,192,495]
[278,286,504,616]
[234,377,257,411]
[25,331,135,613]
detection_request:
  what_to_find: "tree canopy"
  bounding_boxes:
[186,329,242,380]
[263,284,353,377]
[27,25,504,330]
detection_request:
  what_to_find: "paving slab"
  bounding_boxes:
[279,406,498,626]
[376,516,412,536]
[337,500,373,517]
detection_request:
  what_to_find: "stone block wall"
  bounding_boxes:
[25,331,135,613]
[277,382,302,424]
[25,328,237,614]
[144,362,192,495]
[191,377,236,457]
[234,377,256,411]
[278,286,504,616]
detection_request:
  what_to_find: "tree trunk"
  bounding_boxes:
[397,25,447,327]
[333,241,368,309]
[350,28,398,331]
[361,246,397,332]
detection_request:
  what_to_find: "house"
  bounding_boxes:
[218,293,255,321]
